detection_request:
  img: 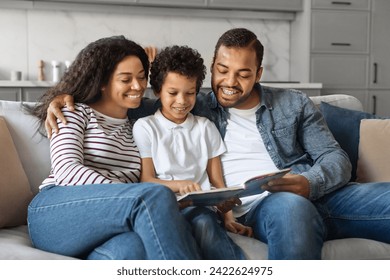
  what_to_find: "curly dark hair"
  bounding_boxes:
[30,35,149,131]
[149,45,206,94]
[211,28,264,71]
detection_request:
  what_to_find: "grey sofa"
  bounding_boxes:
[1,94,389,260]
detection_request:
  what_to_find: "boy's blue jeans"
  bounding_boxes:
[239,182,390,259]
[181,206,246,260]
[28,183,201,260]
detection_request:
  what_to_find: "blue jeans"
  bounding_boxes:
[315,182,390,242]
[28,183,201,260]
[181,206,245,260]
[239,192,324,259]
[238,182,390,259]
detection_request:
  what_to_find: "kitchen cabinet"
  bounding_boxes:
[0,86,49,102]
[370,0,390,89]
[368,90,390,117]
[45,0,138,3]
[30,0,303,11]
[208,0,303,11]
[0,88,21,101]
[22,88,47,102]
[310,54,368,88]
[310,0,390,117]
[312,0,370,10]
[138,0,207,7]
[311,10,369,53]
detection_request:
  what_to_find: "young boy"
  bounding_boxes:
[133,45,251,259]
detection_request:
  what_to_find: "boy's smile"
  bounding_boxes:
[157,72,197,124]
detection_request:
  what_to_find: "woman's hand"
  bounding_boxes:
[144,46,157,64]
[45,94,74,138]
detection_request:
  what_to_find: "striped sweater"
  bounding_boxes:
[40,103,141,189]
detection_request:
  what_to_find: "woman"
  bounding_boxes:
[27,36,200,260]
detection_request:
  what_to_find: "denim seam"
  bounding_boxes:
[137,197,167,260]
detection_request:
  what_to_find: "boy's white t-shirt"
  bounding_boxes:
[222,104,278,217]
[133,109,226,190]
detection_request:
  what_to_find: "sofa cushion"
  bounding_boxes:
[0,225,76,260]
[319,102,378,182]
[356,119,390,182]
[0,117,33,228]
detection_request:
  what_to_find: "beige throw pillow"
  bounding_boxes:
[0,117,33,228]
[356,119,390,182]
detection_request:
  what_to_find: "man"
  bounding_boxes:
[46,28,390,259]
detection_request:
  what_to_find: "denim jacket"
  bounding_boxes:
[129,84,352,201]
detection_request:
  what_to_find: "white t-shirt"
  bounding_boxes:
[133,109,226,190]
[222,104,278,217]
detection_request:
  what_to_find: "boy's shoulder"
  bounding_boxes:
[193,114,212,124]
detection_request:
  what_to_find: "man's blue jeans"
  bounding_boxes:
[28,183,201,260]
[239,182,390,259]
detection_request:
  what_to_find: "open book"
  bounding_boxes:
[177,168,291,206]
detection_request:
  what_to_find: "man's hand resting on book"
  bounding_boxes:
[262,173,310,198]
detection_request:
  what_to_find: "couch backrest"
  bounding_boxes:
[310,94,363,111]
[0,101,50,194]
[0,94,363,195]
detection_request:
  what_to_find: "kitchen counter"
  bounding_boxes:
[0,81,55,87]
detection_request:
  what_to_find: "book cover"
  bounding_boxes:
[177,168,291,206]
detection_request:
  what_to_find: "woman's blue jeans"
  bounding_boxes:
[28,183,201,260]
[239,182,390,260]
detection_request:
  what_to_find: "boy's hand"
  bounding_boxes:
[177,181,202,195]
[223,211,253,237]
[45,94,74,138]
[225,221,253,237]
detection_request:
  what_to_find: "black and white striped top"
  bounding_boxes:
[40,103,141,189]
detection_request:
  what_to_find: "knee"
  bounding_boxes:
[258,193,321,226]
[87,232,146,260]
[137,183,176,203]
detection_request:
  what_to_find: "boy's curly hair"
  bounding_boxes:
[150,45,206,94]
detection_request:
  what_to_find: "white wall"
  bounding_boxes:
[0,7,293,85]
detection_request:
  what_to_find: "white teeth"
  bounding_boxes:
[126,94,140,99]
[222,88,235,95]
[173,107,187,112]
